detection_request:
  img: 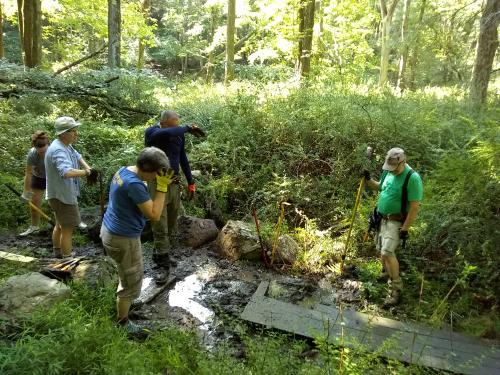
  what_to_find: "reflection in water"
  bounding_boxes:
[168,274,214,330]
[141,276,153,292]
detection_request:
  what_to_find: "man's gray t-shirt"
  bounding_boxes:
[26,148,46,178]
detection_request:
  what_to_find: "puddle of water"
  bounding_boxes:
[168,273,215,331]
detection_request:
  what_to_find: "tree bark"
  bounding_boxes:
[407,0,426,90]
[108,0,121,68]
[137,0,150,69]
[0,1,4,59]
[17,0,42,67]
[297,0,316,79]
[469,0,500,105]
[224,0,236,84]
[32,0,41,66]
[396,0,412,92]
[17,0,24,62]
[379,0,400,87]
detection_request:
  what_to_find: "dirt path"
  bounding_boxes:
[0,231,371,349]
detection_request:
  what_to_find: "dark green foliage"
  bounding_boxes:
[0,62,498,330]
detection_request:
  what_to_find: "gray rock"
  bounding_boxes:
[73,257,117,288]
[178,215,219,248]
[275,235,300,264]
[0,272,71,319]
[217,220,261,261]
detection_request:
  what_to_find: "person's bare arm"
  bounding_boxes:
[137,193,166,221]
[79,158,91,174]
[401,201,420,231]
[365,178,380,191]
[23,165,33,192]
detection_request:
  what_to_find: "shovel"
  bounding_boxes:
[3,183,55,226]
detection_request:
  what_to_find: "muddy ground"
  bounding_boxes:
[0,227,387,350]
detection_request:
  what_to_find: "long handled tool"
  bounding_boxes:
[339,176,365,273]
[4,183,55,226]
[252,205,269,265]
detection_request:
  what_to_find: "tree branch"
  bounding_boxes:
[52,43,107,76]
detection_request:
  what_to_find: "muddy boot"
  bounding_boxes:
[152,253,170,285]
[377,271,390,282]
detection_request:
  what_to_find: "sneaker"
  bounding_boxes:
[19,226,39,237]
[383,289,401,306]
[78,222,88,230]
[120,320,152,340]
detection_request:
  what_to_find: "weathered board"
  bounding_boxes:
[241,281,500,375]
[0,251,37,264]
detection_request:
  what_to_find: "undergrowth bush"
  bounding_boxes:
[1,63,498,319]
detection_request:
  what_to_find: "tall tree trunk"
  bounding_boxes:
[224,0,235,84]
[137,0,150,69]
[297,0,316,79]
[469,0,500,105]
[206,8,218,83]
[32,0,41,66]
[17,0,24,62]
[407,0,426,90]
[0,1,4,59]
[379,0,400,87]
[17,0,41,67]
[108,0,121,68]
[22,0,33,66]
[396,0,412,92]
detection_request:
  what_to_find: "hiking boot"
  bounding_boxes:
[377,271,390,282]
[19,226,39,237]
[383,289,401,306]
[152,253,171,284]
[154,267,170,285]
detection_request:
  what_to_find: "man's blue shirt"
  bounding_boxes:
[144,123,194,184]
[103,167,151,237]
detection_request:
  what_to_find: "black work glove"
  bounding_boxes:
[362,169,371,181]
[87,169,99,185]
[187,124,206,138]
[399,229,409,241]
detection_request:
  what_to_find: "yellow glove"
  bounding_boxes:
[156,168,175,193]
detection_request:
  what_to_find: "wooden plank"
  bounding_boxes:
[0,251,37,264]
[241,281,500,375]
[242,296,365,346]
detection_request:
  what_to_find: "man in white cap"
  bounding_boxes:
[364,147,423,306]
[45,116,93,258]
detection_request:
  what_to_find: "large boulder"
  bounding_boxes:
[275,235,300,264]
[178,215,219,248]
[217,220,261,261]
[73,257,117,288]
[0,272,71,319]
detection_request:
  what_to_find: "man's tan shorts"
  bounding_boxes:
[375,219,401,257]
[100,225,143,299]
[48,198,81,227]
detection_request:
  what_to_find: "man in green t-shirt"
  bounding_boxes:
[364,147,423,306]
